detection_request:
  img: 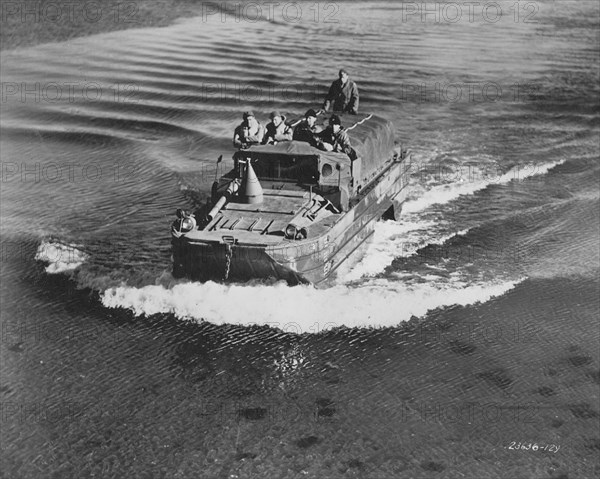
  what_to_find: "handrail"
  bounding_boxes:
[346,114,373,131]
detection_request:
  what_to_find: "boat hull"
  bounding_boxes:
[172,155,409,286]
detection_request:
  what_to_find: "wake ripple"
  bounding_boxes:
[100,276,524,332]
[403,159,568,214]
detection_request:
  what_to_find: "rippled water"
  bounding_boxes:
[1,1,599,478]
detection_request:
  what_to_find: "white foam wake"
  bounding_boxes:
[342,159,566,281]
[403,159,567,214]
[35,240,88,274]
[341,219,470,281]
[100,277,524,332]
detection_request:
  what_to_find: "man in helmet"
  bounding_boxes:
[316,114,356,160]
[322,69,359,115]
[262,111,293,145]
[233,111,265,149]
[292,109,322,146]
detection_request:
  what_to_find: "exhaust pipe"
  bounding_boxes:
[207,179,240,222]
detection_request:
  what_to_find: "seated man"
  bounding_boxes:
[233,111,265,148]
[262,111,293,145]
[292,109,321,147]
[316,114,357,160]
[322,69,359,115]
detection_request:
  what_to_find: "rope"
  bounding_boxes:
[346,114,373,131]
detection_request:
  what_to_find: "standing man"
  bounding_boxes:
[316,114,357,160]
[292,109,322,146]
[233,111,265,149]
[322,69,359,115]
[262,111,293,145]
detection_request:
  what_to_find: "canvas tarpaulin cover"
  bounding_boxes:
[238,114,396,182]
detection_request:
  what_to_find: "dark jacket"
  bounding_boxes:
[262,117,293,144]
[323,79,359,114]
[233,121,265,148]
[317,126,357,160]
[292,121,320,146]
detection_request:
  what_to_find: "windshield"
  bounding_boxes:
[249,154,319,184]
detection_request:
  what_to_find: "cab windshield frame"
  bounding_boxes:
[234,151,320,185]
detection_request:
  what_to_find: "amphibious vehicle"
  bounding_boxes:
[171,113,411,286]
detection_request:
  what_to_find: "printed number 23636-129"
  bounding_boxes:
[508,442,560,453]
